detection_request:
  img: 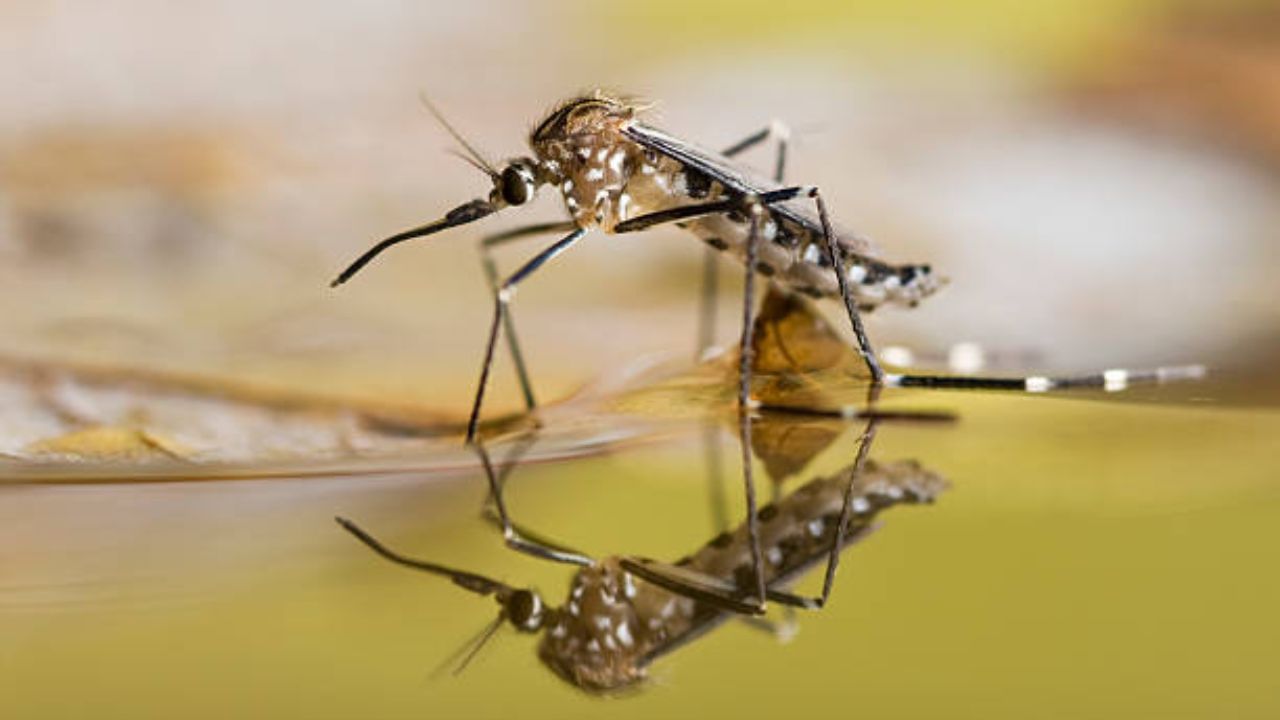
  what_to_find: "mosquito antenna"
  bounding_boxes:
[334,516,511,597]
[429,611,507,679]
[419,91,498,178]
[448,148,499,179]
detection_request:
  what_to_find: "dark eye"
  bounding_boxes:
[501,165,532,206]
[507,589,543,631]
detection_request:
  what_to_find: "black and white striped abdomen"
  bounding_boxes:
[684,210,944,311]
[594,141,944,311]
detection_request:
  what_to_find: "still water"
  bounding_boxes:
[2,369,1277,718]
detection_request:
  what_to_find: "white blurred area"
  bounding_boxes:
[0,1,1275,412]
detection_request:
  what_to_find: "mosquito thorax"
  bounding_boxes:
[506,588,546,633]
[537,560,648,692]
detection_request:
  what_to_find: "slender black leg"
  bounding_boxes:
[720,120,791,183]
[478,222,577,412]
[810,188,885,383]
[614,186,810,234]
[474,440,594,567]
[737,203,769,610]
[697,126,791,537]
[619,556,769,615]
[466,228,587,444]
[698,122,791,357]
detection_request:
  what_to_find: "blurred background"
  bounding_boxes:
[3,2,1280,718]
[1,0,1276,417]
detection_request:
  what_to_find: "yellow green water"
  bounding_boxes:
[3,386,1277,718]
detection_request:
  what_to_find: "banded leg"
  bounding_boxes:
[478,221,577,412]
[720,120,791,184]
[810,188,885,383]
[699,122,791,357]
[467,228,587,444]
[737,203,770,610]
[701,125,789,550]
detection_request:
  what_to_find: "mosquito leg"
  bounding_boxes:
[614,186,809,234]
[697,121,791,357]
[618,557,766,615]
[720,119,791,183]
[809,188,885,383]
[737,202,769,611]
[700,118,793,536]
[474,441,594,567]
[478,222,578,412]
[467,227,587,445]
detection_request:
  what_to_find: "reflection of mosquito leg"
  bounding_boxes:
[477,430,540,528]
[763,414,881,610]
[810,188,885,384]
[702,422,730,534]
[478,222,578,412]
[697,123,791,357]
[474,441,594,567]
[467,228,587,444]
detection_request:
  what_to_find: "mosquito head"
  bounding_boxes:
[330,97,549,288]
[502,587,547,632]
[493,157,540,208]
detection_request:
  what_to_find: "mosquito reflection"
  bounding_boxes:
[337,410,947,693]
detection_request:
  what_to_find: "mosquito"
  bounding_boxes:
[331,91,1206,443]
[335,417,947,693]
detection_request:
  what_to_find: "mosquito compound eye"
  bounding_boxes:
[507,589,544,632]
[500,165,533,206]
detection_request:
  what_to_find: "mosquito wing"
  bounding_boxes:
[622,122,877,257]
